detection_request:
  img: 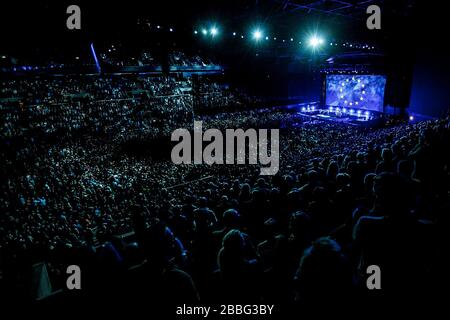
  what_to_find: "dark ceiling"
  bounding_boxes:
[0,0,437,59]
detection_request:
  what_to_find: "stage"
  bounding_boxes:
[289,102,384,127]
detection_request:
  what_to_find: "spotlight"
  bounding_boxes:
[201,29,208,35]
[409,115,414,121]
[210,27,218,36]
[253,29,263,41]
[194,30,198,35]
[169,28,173,32]
[302,107,306,112]
[308,35,323,48]
[233,32,236,36]
[265,36,269,40]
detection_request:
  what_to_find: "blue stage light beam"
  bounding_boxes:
[90,43,101,74]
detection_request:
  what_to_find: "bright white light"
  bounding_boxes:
[253,30,263,40]
[233,32,236,36]
[265,36,269,40]
[202,29,208,35]
[194,30,198,34]
[308,35,323,48]
[302,107,306,112]
[409,116,414,121]
[210,28,218,36]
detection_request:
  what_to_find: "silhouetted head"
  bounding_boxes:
[222,209,240,229]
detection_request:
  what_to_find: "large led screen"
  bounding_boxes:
[325,75,386,112]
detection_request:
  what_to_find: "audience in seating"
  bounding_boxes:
[0,73,448,312]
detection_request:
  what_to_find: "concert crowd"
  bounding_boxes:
[0,73,448,314]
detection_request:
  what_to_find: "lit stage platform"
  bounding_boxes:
[293,103,384,127]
